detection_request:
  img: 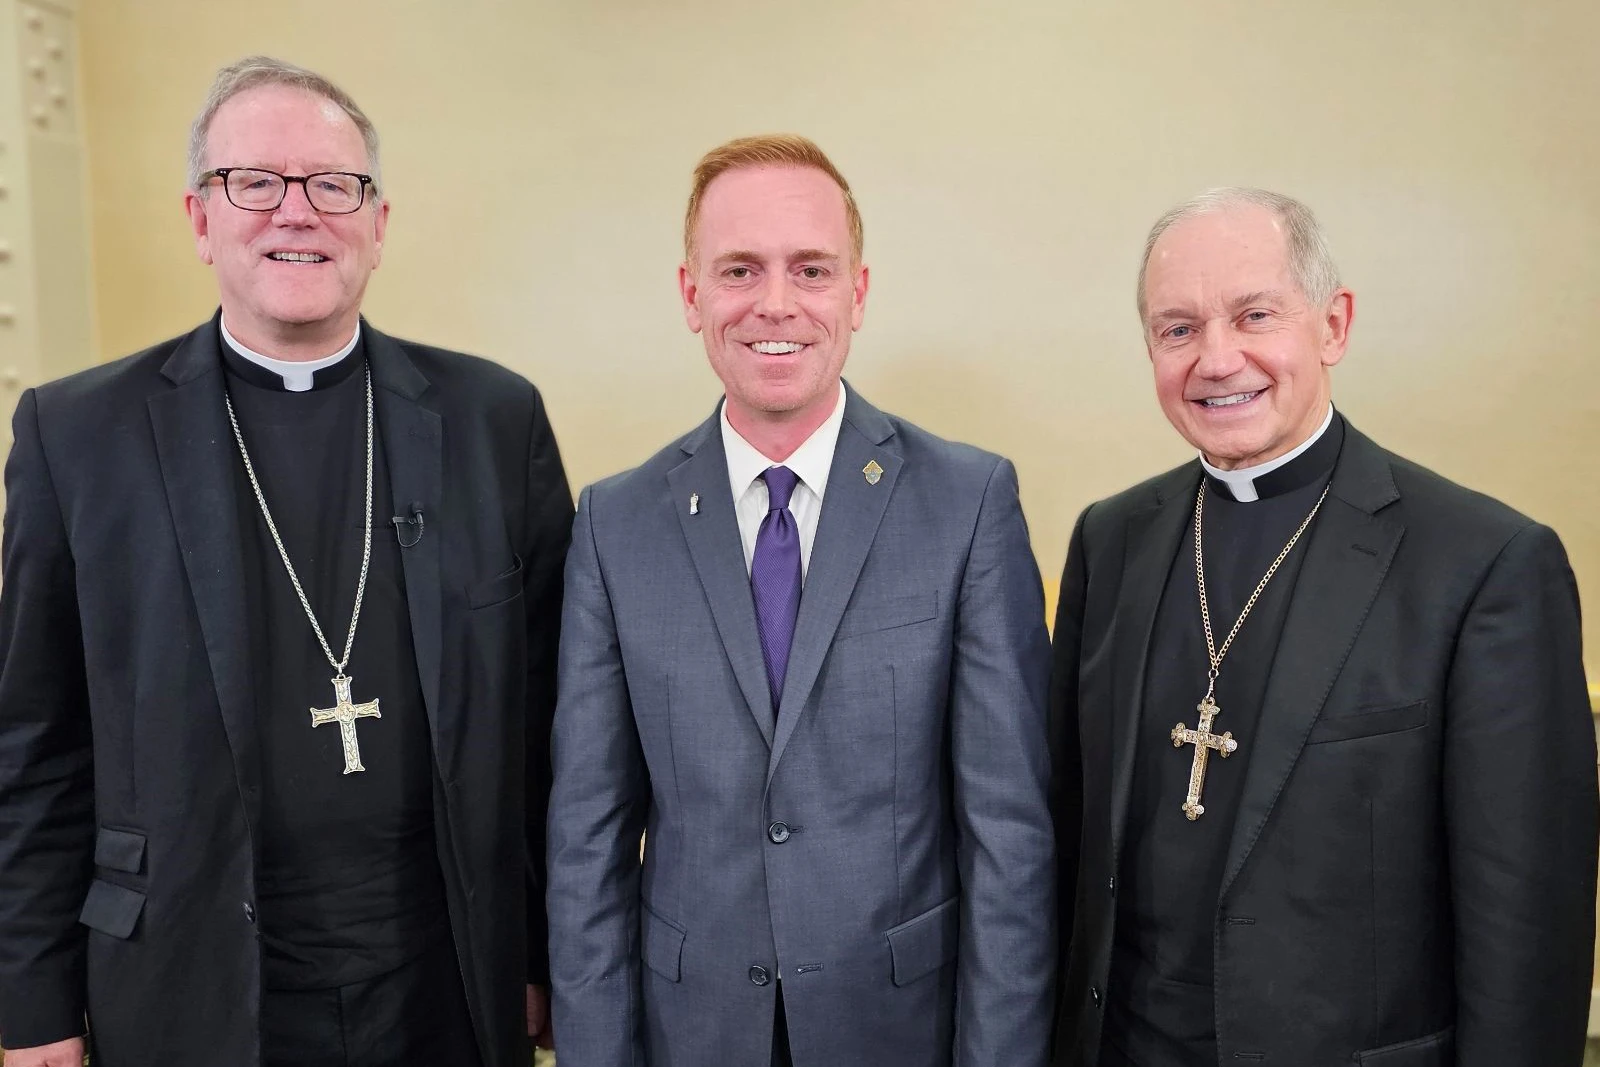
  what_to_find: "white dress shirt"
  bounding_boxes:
[721,382,847,581]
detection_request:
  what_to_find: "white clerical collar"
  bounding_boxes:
[220,316,361,393]
[1200,404,1335,503]
[721,381,847,505]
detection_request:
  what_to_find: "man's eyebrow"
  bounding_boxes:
[709,249,844,268]
[710,249,763,268]
[1149,290,1289,324]
[1230,289,1286,309]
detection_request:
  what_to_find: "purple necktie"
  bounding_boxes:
[751,466,802,712]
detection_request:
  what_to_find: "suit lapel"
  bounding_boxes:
[768,388,899,782]
[148,319,261,827]
[365,327,447,756]
[668,415,776,747]
[1218,426,1403,896]
[1107,468,1195,864]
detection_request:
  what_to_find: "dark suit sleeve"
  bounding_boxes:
[545,485,649,1064]
[1443,522,1596,1067]
[949,458,1057,1066]
[520,386,574,987]
[1047,507,1090,1039]
[0,389,94,1048]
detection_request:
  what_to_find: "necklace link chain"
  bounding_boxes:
[224,364,375,676]
[1194,479,1330,701]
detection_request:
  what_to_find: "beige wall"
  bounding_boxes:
[1,0,97,451]
[76,0,1600,668]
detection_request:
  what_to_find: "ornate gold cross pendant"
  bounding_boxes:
[1171,695,1239,821]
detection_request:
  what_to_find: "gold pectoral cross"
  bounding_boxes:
[310,674,382,775]
[1171,695,1239,821]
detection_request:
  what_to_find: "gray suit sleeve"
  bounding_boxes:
[949,458,1057,1066]
[1444,522,1597,1067]
[522,385,574,987]
[546,485,649,1067]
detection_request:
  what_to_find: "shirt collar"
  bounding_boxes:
[220,315,361,393]
[1200,404,1337,502]
[721,381,847,503]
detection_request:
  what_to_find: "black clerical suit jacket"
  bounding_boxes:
[0,316,572,1065]
[1049,422,1597,1067]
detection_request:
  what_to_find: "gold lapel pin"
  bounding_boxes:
[863,460,884,486]
[689,493,700,515]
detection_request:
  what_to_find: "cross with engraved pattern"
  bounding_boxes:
[1170,696,1239,821]
[310,674,382,775]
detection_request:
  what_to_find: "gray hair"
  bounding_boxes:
[187,55,382,200]
[1136,187,1339,324]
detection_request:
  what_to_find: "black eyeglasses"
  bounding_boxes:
[198,167,375,215]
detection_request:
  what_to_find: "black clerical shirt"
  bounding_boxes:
[1103,416,1345,1067]
[222,334,448,991]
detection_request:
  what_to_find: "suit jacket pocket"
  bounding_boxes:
[1307,699,1428,745]
[466,555,524,609]
[837,591,938,639]
[1355,1025,1453,1065]
[641,905,686,982]
[79,878,146,939]
[93,826,146,874]
[886,895,959,987]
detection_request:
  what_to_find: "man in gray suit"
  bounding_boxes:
[547,135,1056,1066]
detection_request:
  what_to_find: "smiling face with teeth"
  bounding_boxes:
[1142,204,1353,470]
[680,165,868,455]
[184,84,389,360]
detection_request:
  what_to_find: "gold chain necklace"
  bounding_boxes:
[1169,479,1330,820]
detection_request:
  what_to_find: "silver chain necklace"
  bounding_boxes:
[224,363,383,775]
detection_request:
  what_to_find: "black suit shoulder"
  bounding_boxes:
[31,335,184,412]
[1085,460,1194,515]
[1383,448,1541,547]
[1354,443,1578,625]
[19,336,195,490]
[1074,460,1196,557]
[371,331,555,447]
[382,334,538,402]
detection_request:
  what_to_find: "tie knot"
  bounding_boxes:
[762,465,800,511]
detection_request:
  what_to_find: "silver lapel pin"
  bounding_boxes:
[689,492,700,515]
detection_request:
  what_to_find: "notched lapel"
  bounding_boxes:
[668,424,776,747]
[149,327,260,827]
[367,332,446,762]
[767,405,899,782]
[1107,472,1194,863]
[1219,434,1403,896]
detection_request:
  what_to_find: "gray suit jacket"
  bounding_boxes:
[548,386,1056,1066]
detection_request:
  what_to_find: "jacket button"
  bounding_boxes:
[768,821,791,844]
[749,965,771,986]
[1108,877,1116,894]
[1090,985,1102,1007]
[243,902,256,923]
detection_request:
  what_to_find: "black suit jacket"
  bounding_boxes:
[0,317,572,1065]
[1050,422,1596,1067]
